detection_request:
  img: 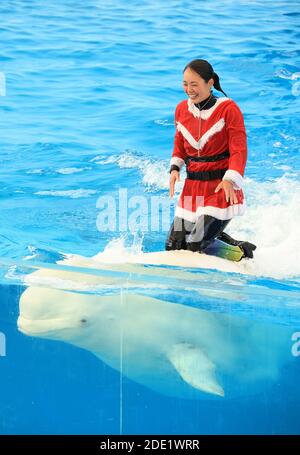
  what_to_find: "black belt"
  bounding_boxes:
[185,149,230,165]
[186,169,227,181]
[185,150,229,181]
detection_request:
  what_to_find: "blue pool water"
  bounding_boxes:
[0,0,300,435]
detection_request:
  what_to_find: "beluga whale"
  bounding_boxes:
[17,258,294,399]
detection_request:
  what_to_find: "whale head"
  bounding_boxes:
[17,285,110,347]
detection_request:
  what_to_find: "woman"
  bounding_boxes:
[166,59,256,261]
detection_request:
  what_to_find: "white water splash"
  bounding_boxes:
[275,69,300,80]
[56,167,91,174]
[93,234,144,263]
[35,189,97,198]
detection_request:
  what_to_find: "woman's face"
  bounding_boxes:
[183,67,213,103]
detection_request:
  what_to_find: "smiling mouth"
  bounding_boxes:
[17,315,47,335]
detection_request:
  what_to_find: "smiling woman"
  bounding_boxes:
[166,59,256,261]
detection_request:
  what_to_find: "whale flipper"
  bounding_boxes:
[167,343,224,397]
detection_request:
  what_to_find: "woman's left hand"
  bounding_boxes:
[215,180,238,204]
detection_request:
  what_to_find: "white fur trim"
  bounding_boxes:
[175,201,246,222]
[176,118,225,151]
[223,169,244,190]
[187,97,230,119]
[170,156,185,169]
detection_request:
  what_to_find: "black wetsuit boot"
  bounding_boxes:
[217,232,257,259]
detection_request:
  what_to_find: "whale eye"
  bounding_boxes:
[80,318,88,324]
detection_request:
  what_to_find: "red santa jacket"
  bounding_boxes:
[171,97,247,190]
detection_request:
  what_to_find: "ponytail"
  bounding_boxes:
[212,71,228,97]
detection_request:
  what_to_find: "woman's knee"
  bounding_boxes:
[186,216,231,252]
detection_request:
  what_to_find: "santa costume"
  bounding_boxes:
[166,93,256,260]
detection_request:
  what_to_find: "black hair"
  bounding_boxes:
[183,59,228,97]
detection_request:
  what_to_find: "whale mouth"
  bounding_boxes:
[17,314,76,336]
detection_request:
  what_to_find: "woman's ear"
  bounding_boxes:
[208,77,214,89]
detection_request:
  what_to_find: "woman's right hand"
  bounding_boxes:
[169,170,180,198]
